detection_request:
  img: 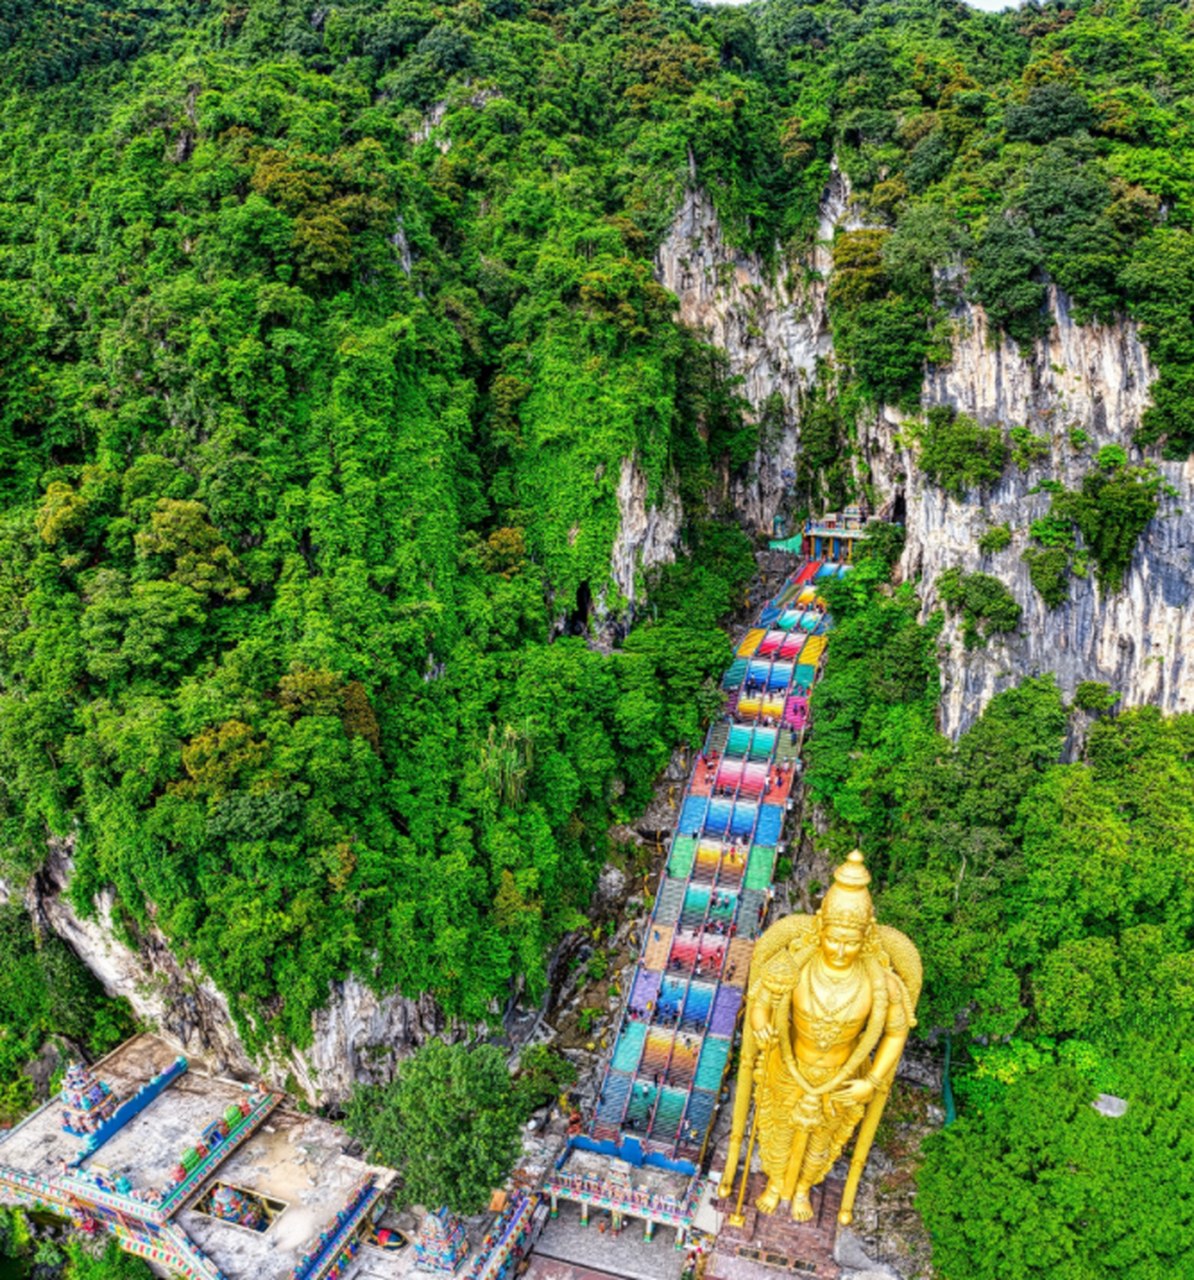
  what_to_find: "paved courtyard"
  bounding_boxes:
[531,1198,687,1280]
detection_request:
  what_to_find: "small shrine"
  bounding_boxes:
[59,1063,119,1136]
[414,1206,469,1275]
[204,1183,267,1231]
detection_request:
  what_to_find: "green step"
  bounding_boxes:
[727,726,752,756]
[668,837,697,878]
[722,659,748,690]
[745,845,776,890]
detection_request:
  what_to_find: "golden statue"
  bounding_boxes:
[718,851,921,1227]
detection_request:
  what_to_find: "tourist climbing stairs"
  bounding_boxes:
[590,557,850,1163]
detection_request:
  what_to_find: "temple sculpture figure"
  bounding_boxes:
[718,851,921,1226]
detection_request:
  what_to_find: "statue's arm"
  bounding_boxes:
[867,970,914,1086]
[749,953,796,1047]
[834,970,911,1103]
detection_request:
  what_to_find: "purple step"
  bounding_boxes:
[709,987,743,1036]
[631,970,662,1010]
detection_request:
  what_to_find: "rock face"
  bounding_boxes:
[657,184,1194,739]
[871,288,1192,738]
[654,182,842,535]
[26,840,448,1104]
[609,453,682,611]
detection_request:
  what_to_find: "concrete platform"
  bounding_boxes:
[532,1199,687,1280]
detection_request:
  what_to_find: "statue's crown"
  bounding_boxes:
[821,850,874,928]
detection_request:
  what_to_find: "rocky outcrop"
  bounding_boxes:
[879,288,1192,738]
[609,454,682,610]
[24,840,450,1106]
[654,181,844,533]
[657,182,1194,740]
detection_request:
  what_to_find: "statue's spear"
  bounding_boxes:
[718,1029,762,1199]
[837,1068,894,1225]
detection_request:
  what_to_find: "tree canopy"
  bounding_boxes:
[343,1038,523,1214]
[918,1039,1194,1280]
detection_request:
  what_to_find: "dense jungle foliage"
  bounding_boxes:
[0,0,1192,1066]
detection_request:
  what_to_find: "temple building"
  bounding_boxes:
[0,1033,556,1280]
[0,1033,405,1280]
[799,505,875,562]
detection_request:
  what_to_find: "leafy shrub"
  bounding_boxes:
[1052,455,1161,593]
[978,524,1012,554]
[1010,426,1050,471]
[1022,451,1160,603]
[915,406,1008,497]
[936,568,1023,649]
[1022,545,1072,608]
[515,1045,578,1117]
[1073,682,1120,713]
[854,520,906,570]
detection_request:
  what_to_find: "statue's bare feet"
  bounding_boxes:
[791,1192,814,1222]
[756,1184,781,1215]
[717,1176,734,1200]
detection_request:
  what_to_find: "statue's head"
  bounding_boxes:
[817,850,874,970]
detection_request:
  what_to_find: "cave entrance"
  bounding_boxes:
[892,490,907,525]
[569,580,592,634]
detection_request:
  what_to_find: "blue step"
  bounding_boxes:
[679,796,707,834]
[596,1072,632,1123]
[755,804,784,846]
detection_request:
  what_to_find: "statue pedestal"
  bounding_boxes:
[708,1175,842,1280]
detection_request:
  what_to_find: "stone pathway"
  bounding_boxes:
[707,1174,842,1280]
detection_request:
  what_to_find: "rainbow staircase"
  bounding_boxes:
[590,559,849,1162]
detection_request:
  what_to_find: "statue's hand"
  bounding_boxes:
[753,1022,777,1050]
[832,1079,875,1107]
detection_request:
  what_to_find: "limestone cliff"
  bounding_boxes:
[22,840,450,1105]
[654,183,840,534]
[656,184,1194,739]
[887,288,1192,738]
[609,453,682,612]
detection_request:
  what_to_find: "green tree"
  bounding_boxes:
[344,1039,522,1214]
[918,1044,1194,1280]
[65,1237,155,1279]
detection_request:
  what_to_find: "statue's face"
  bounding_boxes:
[820,921,863,970]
